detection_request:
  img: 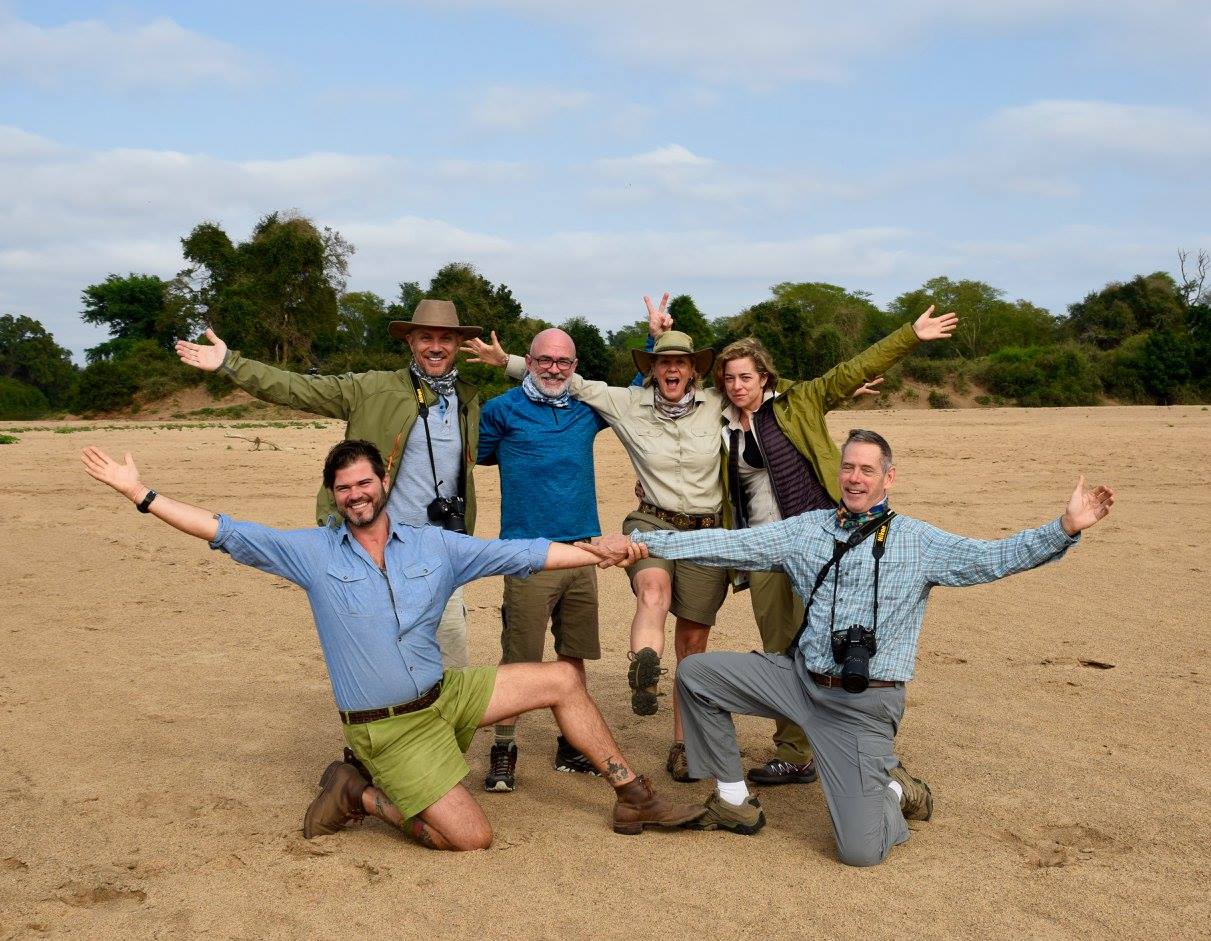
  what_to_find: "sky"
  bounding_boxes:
[2,1,1209,360]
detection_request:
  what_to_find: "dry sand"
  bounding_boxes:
[1,406,1208,939]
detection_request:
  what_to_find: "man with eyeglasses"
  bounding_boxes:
[476,327,612,792]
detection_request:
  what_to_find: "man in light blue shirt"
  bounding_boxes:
[82,439,705,850]
[583,428,1114,866]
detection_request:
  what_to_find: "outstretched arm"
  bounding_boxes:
[1060,475,1114,536]
[81,447,220,541]
[547,539,646,570]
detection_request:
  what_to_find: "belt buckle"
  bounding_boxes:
[672,512,690,528]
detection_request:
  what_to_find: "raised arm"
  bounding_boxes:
[81,447,219,541]
[176,328,357,419]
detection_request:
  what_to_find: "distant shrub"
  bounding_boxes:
[952,370,970,395]
[901,357,948,385]
[74,360,139,414]
[0,433,17,444]
[979,344,1101,407]
[901,387,919,401]
[928,390,952,409]
[877,366,903,393]
[0,377,51,419]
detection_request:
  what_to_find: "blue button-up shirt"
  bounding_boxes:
[210,514,549,710]
[635,511,1078,682]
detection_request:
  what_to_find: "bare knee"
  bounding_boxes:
[548,660,582,696]
[635,580,671,612]
[450,826,493,851]
[674,620,710,659]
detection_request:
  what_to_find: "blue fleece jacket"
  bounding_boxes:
[477,387,610,541]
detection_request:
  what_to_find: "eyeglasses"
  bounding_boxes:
[531,355,577,370]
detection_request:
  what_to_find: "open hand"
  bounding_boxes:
[1060,475,1114,536]
[175,328,227,372]
[81,446,141,500]
[460,330,508,367]
[853,376,884,398]
[911,305,958,342]
[644,293,672,337]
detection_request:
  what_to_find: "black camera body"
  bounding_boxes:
[830,624,877,693]
[427,495,468,534]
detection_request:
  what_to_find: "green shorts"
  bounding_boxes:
[341,666,496,820]
[623,511,729,627]
[501,567,601,663]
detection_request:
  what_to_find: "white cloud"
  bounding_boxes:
[0,9,257,91]
[470,85,594,129]
[598,144,715,172]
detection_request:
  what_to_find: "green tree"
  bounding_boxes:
[81,273,194,359]
[667,294,714,349]
[179,212,353,365]
[331,291,391,353]
[1064,272,1186,350]
[0,377,51,419]
[0,315,77,406]
[561,316,611,381]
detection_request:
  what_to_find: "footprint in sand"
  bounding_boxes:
[998,823,1123,868]
[54,880,147,907]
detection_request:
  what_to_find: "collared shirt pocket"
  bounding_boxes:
[326,563,375,617]
[397,560,438,610]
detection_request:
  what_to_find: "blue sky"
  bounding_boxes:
[2,1,1208,359]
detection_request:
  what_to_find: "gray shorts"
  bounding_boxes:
[623,511,729,626]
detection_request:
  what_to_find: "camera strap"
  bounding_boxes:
[407,369,444,503]
[783,511,896,657]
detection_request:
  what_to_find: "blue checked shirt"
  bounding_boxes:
[634,511,1078,682]
[209,515,549,710]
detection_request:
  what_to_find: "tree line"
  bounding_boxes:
[1,210,1208,419]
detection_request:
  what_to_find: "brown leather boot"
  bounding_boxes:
[612,774,707,835]
[303,760,368,838]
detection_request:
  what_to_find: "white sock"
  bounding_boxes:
[888,780,903,802]
[716,780,750,806]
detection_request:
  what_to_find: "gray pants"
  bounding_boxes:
[678,650,909,867]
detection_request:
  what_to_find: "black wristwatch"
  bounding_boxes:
[137,489,158,513]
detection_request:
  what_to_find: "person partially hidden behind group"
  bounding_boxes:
[81,438,706,850]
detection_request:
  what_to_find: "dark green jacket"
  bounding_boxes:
[220,352,481,530]
[720,323,919,529]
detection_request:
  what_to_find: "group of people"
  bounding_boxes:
[80,294,1114,866]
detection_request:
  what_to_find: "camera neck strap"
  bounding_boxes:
[784,511,896,657]
[408,370,444,503]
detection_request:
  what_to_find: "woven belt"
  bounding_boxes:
[808,670,901,690]
[638,501,720,530]
[339,681,442,725]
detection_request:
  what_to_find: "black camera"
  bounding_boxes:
[830,624,877,693]
[427,495,468,534]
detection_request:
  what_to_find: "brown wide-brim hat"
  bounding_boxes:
[632,329,715,376]
[388,299,482,340]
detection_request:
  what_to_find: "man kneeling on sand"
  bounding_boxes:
[82,439,704,850]
[581,429,1114,866]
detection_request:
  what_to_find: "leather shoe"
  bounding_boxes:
[612,774,707,835]
[303,760,368,838]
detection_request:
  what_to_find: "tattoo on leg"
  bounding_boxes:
[409,819,441,850]
[605,757,629,784]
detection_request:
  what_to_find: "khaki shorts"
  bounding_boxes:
[623,511,729,627]
[341,666,496,820]
[501,566,601,663]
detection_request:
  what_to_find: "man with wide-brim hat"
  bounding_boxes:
[175,297,484,674]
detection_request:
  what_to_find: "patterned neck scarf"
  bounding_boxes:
[836,498,890,530]
[410,360,458,398]
[521,372,570,408]
[653,384,696,421]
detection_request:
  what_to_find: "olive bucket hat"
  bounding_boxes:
[632,330,715,375]
[388,299,482,340]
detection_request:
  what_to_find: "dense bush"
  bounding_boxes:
[979,345,1101,407]
[927,390,953,409]
[74,360,139,414]
[900,357,954,385]
[0,377,52,418]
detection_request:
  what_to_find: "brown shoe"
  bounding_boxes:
[890,763,933,821]
[665,742,700,783]
[612,774,707,835]
[686,792,766,834]
[303,760,368,838]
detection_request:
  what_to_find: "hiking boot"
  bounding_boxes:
[484,741,517,793]
[627,647,666,716]
[612,774,708,835]
[303,760,368,838]
[747,758,817,786]
[890,763,933,821]
[554,736,601,776]
[665,742,699,783]
[686,793,766,835]
[343,746,372,784]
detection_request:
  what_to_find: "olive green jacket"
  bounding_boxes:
[720,322,919,530]
[220,352,481,530]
